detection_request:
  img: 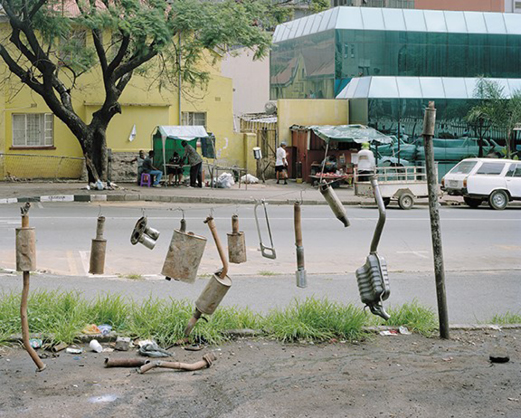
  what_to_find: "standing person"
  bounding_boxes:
[275,142,288,185]
[357,142,376,182]
[167,151,184,186]
[182,140,203,188]
[142,150,163,187]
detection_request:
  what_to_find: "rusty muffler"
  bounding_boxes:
[162,218,207,283]
[16,203,46,372]
[319,183,350,227]
[184,217,232,337]
[139,353,217,374]
[89,216,107,274]
[104,358,148,368]
[227,214,246,264]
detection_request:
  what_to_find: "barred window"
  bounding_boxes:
[182,112,207,128]
[12,114,54,147]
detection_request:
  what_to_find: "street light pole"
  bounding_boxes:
[422,101,450,339]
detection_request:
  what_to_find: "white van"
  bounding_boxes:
[441,158,521,210]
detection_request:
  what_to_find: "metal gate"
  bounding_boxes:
[258,127,277,180]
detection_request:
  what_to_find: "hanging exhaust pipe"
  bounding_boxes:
[227,214,247,264]
[184,217,232,336]
[355,176,391,320]
[89,216,107,274]
[16,203,46,372]
[294,201,307,288]
[319,183,350,227]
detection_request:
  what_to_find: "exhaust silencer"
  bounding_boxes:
[130,216,160,250]
[227,215,246,264]
[162,219,207,283]
[185,217,232,336]
[89,216,107,274]
[319,183,350,227]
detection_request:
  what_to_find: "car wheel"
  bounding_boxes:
[488,190,508,210]
[398,193,414,210]
[383,197,391,207]
[463,197,482,208]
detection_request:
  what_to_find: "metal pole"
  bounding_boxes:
[422,101,450,339]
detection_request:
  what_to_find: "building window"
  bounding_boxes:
[12,114,54,147]
[182,112,207,128]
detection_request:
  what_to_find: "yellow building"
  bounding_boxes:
[0,26,241,182]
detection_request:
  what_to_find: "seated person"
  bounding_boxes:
[167,151,185,186]
[142,150,163,187]
[321,155,337,174]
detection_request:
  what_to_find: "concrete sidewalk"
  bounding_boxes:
[0,179,486,207]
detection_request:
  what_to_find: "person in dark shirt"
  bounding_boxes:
[182,141,203,188]
[167,151,185,186]
[142,150,163,187]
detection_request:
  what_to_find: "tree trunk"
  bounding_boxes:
[83,126,108,183]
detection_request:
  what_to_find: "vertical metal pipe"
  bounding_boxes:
[294,201,306,288]
[205,217,228,278]
[95,216,105,239]
[21,272,46,371]
[423,101,450,339]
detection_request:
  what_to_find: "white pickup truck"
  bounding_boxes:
[441,158,521,210]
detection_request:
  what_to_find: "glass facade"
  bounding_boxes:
[271,29,521,99]
[270,8,521,99]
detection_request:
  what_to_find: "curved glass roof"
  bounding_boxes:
[272,7,521,43]
[336,77,521,100]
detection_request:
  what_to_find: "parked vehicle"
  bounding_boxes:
[355,165,431,210]
[441,158,521,210]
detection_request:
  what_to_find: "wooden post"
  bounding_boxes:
[422,101,450,339]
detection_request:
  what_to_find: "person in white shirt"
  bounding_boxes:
[275,142,288,185]
[357,142,376,182]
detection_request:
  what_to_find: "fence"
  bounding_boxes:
[0,153,85,181]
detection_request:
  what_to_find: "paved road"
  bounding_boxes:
[0,202,519,276]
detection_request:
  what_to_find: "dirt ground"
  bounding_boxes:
[0,329,519,418]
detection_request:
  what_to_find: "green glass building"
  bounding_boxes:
[271,7,521,170]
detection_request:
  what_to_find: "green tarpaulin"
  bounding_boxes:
[309,124,393,145]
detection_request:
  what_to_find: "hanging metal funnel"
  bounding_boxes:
[319,183,350,227]
[185,216,232,336]
[227,214,247,264]
[162,219,207,283]
[355,176,391,320]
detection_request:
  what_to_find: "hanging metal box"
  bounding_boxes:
[195,272,232,315]
[355,253,390,320]
[162,228,207,283]
[227,215,246,264]
[15,227,36,272]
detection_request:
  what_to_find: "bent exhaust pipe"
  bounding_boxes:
[139,353,217,374]
[319,183,350,227]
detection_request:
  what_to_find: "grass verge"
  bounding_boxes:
[0,291,438,346]
[489,311,521,325]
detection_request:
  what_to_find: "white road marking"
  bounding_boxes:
[79,251,90,275]
[66,250,78,275]
[396,250,430,259]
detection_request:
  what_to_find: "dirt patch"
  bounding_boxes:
[0,329,519,418]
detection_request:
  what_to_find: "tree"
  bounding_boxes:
[467,77,521,159]
[0,0,278,181]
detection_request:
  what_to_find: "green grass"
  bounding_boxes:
[365,300,438,336]
[0,291,439,346]
[257,271,278,276]
[489,311,521,325]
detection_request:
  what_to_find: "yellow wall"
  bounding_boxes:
[0,26,239,179]
[277,99,349,145]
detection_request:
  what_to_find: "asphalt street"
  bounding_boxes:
[0,202,519,323]
[0,202,519,276]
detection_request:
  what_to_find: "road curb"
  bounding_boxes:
[1,193,520,208]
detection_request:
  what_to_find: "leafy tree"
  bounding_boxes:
[0,0,278,181]
[467,78,521,159]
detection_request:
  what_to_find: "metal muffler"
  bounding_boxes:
[227,214,246,264]
[185,216,232,336]
[319,183,350,227]
[254,200,276,259]
[294,201,307,288]
[89,216,107,274]
[162,219,207,283]
[355,176,391,320]
[130,216,160,249]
